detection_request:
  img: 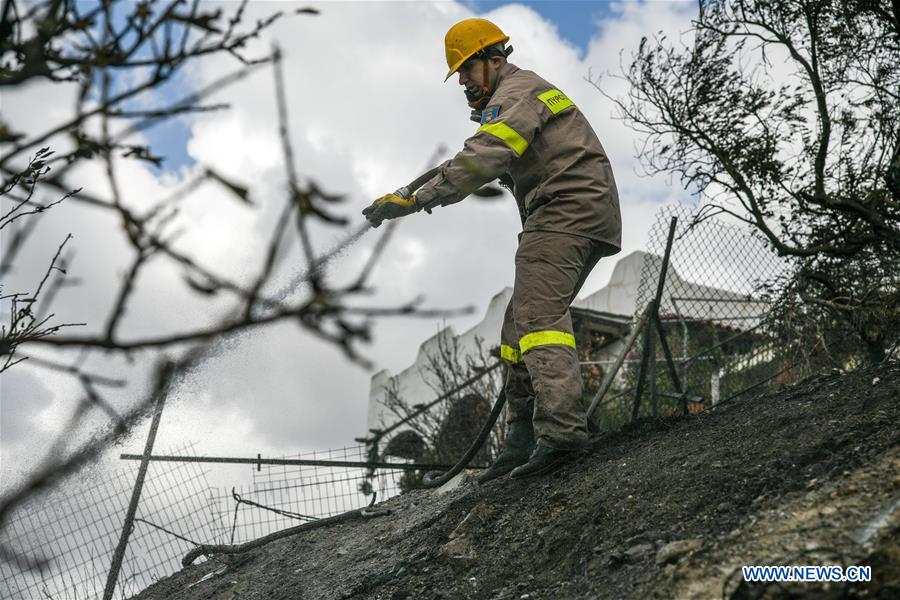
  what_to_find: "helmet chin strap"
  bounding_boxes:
[466,59,492,110]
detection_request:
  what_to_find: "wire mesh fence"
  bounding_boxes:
[207,445,405,545]
[1,444,411,599]
[592,204,809,427]
[0,444,213,600]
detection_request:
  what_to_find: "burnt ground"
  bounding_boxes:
[134,360,900,600]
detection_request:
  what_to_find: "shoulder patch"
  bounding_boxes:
[481,106,500,125]
[537,89,574,114]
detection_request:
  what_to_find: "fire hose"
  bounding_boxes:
[420,388,507,488]
[393,166,441,205]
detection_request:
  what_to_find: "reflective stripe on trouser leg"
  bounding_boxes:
[500,343,521,363]
[511,232,602,449]
[500,297,533,425]
[519,330,576,354]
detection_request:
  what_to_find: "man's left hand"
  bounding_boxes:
[362,193,419,227]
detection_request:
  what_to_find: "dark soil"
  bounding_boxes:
[133,361,900,600]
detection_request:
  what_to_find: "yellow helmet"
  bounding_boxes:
[444,18,510,81]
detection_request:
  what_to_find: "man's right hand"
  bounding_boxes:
[362,193,419,228]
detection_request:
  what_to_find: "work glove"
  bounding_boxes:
[362,193,419,228]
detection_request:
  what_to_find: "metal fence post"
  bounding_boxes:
[631,299,657,420]
[632,216,679,421]
[649,325,658,416]
[102,379,168,600]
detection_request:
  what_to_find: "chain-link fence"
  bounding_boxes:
[0,445,212,600]
[1,443,415,599]
[361,203,846,460]
[591,204,811,427]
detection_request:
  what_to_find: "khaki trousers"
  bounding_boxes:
[500,231,605,449]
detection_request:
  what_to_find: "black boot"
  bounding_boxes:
[476,420,535,483]
[509,444,579,479]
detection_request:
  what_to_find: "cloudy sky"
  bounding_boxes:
[0,0,698,492]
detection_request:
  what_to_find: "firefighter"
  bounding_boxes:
[363,18,622,480]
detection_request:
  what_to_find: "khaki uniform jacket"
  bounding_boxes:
[416,62,622,253]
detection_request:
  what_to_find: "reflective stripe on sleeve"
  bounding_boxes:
[537,89,574,114]
[500,343,522,363]
[477,121,529,156]
[519,330,576,354]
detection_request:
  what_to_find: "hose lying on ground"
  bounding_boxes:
[420,389,507,488]
[182,496,390,565]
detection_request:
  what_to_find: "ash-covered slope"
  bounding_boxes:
[135,362,900,600]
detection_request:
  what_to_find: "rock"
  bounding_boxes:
[655,539,703,565]
[624,533,644,545]
[440,536,471,556]
[625,543,654,561]
[603,552,627,568]
[439,536,477,573]
[435,471,469,495]
[449,503,495,540]
[548,490,567,503]
[625,530,663,545]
